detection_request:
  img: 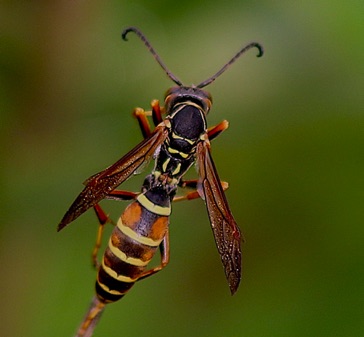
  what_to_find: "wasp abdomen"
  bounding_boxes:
[96,193,170,303]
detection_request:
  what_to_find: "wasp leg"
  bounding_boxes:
[151,99,164,126]
[92,190,139,268]
[92,204,113,269]
[207,120,229,141]
[137,229,170,281]
[104,190,139,201]
[173,179,229,202]
[133,107,153,139]
[133,100,164,138]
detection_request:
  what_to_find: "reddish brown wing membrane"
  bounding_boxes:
[58,125,168,231]
[197,140,243,294]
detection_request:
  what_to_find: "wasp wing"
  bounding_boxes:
[196,140,243,294]
[58,124,168,231]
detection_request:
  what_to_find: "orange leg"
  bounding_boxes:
[207,120,229,141]
[133,107,152,139]
[151,99,164,126]
[137,230,170,281]
[173,179,229,202]
[104,190,138,201]
[92,204,112,268]
[133,100,164,139]
[92,190,139,268]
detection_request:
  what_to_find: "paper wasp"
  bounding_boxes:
[58,26,263,337]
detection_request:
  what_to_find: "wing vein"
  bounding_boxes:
[197,141,242,294]
[58,125,168,230]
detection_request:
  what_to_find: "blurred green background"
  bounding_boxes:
[1,1,363,337]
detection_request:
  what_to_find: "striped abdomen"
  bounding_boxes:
[96,185,171,303]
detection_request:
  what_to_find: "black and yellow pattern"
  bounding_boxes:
[95,186,171,303]
[58,26,262,337]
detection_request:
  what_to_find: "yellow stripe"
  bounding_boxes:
[137,193,171,216]
[167,146,189,158]
[97,280,124,295]
[173,101,203,112]
[101,259,138,283]
[117,218,163,247]
[172,162,181,175]
[162,157,170,172]
[108,237,149,266]
[171,132,195,145]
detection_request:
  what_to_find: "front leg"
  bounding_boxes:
[133,100,164,139]
[207,120,229,141]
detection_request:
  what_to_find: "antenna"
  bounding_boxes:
[122,27,183,86]
[197,42,264,88]
[122,27,264,89]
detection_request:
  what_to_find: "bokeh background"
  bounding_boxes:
[1,1,363,337]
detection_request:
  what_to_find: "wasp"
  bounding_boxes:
[58,27,263,337]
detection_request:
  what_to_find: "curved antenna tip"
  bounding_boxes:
[253,43,264,57]
[121,26,137,41]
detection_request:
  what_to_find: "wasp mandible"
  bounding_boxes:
[58,26,263,337]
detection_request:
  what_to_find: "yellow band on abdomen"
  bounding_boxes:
[101,259,138,283]
[108,237,150,267]
[137,193,171,216]
[117,218,163,247]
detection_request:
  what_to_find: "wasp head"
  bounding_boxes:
[164,86,212,116]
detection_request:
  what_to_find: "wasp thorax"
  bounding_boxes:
[171,104,206,140]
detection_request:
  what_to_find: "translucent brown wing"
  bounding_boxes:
[196,140,243,294]
[58,124,168,231]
